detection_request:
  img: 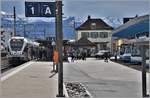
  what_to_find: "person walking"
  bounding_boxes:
[83,51,87,60]
[71,52,75,62]
[114,51,117,61]
[81,50,87,60]
[104,52,109,62]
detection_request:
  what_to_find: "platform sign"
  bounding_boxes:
[41,2,56,17]
[25,2,56,17]
[25,2,40,17]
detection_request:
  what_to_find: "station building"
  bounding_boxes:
[75,16,113,52]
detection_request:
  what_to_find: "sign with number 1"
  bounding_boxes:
[25,2,56,17]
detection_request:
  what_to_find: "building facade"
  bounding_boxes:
[75,16,113,51]
[1,27,13,52]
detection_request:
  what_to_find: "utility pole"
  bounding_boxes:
[23,22,26,37]
[13,6,16,36]
[56,0,65,97]
[73,18,76,40]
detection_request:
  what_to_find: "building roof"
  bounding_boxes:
[76,16,113,30]
[72,37,96,47]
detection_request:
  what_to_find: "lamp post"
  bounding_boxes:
[13,6,16,36]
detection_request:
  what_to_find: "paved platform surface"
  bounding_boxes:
[1,59,149,98]
[1,61,61,98]
[63,58,150,98]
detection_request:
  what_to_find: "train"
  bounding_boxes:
[130,34,149,66]
[7,36,40,65]
[119,44,131,62]
[118,32,149,67]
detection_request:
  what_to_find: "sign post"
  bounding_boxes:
[55,0,65,97]
[141,45,149,97]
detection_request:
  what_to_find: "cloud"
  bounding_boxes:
[1,0,148,22]
[64,0,148,20]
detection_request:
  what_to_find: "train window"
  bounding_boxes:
[146,49,149,59]
[131,45,140,56]
[10,39,24,51]
[24,45,28,52]
[120,44,131,55]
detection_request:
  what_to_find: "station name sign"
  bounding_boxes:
[25,2,56,17]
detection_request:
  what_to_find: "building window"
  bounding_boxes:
[91,23,96,29]
[100,44,107,50]
[99,32,108,38]
[90,32,98,38]
[81,32,89,38]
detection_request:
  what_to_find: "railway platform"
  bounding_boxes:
[1,61,67,98]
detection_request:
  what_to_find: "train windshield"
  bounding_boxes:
[131,45,149,58]
[10,39,24,51]
[131,45,140,56]
[120,44,131,55]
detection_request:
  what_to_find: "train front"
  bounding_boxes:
[8,37,25,65]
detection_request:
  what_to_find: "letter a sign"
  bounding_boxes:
[25,2,56,17]
[45,7,51,14]
[41,2,55,17]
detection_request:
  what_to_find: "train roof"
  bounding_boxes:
[9,36,40,46]
[11,36,25,39]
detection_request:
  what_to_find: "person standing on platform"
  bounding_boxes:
[52,49,59,72]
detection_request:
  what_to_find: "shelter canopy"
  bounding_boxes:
[112,15,149,39]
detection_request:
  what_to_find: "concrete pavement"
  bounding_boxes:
[1,61,66,98]
[63,58,150,98]
[1,59,149,98]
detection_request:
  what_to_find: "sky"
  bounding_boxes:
[1,0,149,22]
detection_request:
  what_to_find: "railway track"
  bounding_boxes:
[1,57,25,73]
[1,57,10,71]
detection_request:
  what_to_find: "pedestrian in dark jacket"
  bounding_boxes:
[82,51,86,60]
[114,52,117,61]
[71,52,75,62]
[104,52,109,62]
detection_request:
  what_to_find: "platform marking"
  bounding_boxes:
[1,62,34,82]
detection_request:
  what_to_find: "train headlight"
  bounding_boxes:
[11,52,15,55]
[19,52,22,55]
[13,52,17,55]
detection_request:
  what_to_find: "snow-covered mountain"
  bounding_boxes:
[1,16,81,40]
